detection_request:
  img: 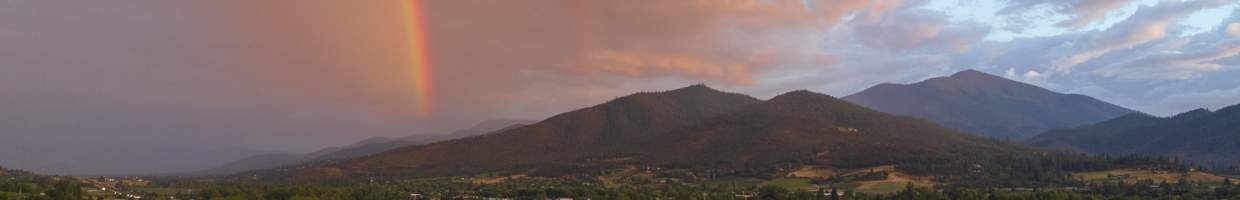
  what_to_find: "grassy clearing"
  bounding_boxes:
[762,178,814,190]
[776,165,936,194]
[850,172,934,194]
[472,174,527,185]
[787,166,839,178]
[854,181,908,194]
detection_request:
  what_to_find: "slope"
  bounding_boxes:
[305,87,1112,186]
[843,69,1137,140]
[334,84,763,176]
[1029,103,1240,166]
[196,119,535,175]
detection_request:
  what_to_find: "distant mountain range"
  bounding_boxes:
[843,70,1137,140]
[1029,103,1240,166]
[275,84,1104,183]
[195,119,535,175]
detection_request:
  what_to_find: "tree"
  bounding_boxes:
[899,182,916,200]
[48,180,81,200]
[829,187,839,200]
[757,185,788,200]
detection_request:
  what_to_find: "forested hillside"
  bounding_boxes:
[1030,103,1240,166]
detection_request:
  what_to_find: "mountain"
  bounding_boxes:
[292,85,1104,184]
[196,119,535,175]
[196,152,306,176]
[638,90,1022,171]
[1028,103,1240,166]
[333,84,763,176]
[842,69,1137,140]
[309,119,535,162]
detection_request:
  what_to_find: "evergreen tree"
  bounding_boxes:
[757,185,788,200]
[829,187,839,200]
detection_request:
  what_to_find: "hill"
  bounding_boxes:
[334,84,763,177]
[639,90,1018,171]
[195,119,535,175]
[1028,103,1240,166]
[290,85,1125,186]
[842,69,1137,140]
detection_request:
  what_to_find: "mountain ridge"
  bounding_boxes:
[273,85,1110,185]
[1029,103,1240,166]
[843,69,1138,140]
[331,85,763,176]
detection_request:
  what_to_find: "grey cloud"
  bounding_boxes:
[1093,39,1240,80]
[767,6,992,96]
[999,0,1136,29]
[968,6,1240,116]
[1128,67,1240,115]
[1056,0,1232,72]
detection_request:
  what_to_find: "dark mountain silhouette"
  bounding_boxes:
[639,90,1019,170]
[1028,103,1240,166]
[310,119,535,162]
[842,69,1137,140]
[293,85,1098,182]
[334,84,763,176]
[196,119,535,175]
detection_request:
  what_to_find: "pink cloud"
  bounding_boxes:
[1055,0,1231,73]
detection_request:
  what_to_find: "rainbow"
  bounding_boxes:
[402,0,434,116]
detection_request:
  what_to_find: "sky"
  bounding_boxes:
[2,0,1239,175]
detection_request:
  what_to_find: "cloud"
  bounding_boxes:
[973,33,1079,73]
[1093,39,1240,80]
[576,50,754,84]
[999,0,1136,29]
[413,0,909,113]
[1229,23,1240,36]
[764,6,993,96]
[848,9,953,51]
[931,1,1240,116]
[1152,85,1240,114]
[1054,0,1232,73]
[423,0,893,86]
[1023,70,1045,79]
